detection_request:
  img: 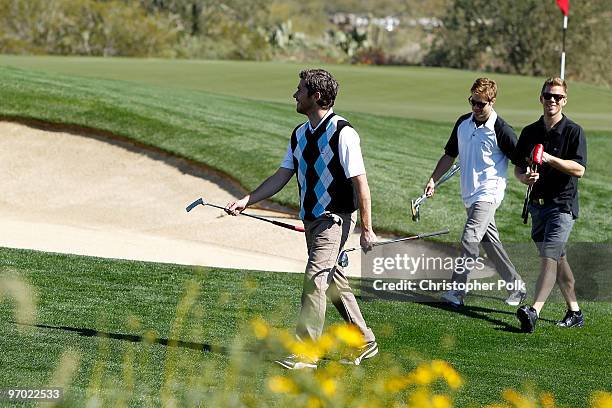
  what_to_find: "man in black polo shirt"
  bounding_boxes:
[514,77,587,333]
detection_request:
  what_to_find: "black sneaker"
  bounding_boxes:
[516,305,538,333]
[557,310,584,328]
[339,341,379,365]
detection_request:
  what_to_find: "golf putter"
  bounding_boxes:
[337,228,450,267]
[521,144,544,224]
[186,197,305,232]
[411,164,460,222]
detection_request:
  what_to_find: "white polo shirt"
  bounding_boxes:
[444,110,517,208]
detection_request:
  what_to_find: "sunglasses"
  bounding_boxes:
[542,92,566,102]
[468,96,490,109]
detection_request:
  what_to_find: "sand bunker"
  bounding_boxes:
[0,121,366,274]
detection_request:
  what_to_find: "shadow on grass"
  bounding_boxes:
[359,286,555,333]
[17,322,228,355]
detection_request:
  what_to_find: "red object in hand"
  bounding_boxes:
[532,144,544,166]
[556,0,569,16]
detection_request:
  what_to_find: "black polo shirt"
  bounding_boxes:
[513,115,587,218]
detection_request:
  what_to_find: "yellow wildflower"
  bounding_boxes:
[431,360,463,389]
[321,378,337,397]
[290,340,322,361]
[251,317,269,340]
[384,376,410,393]
[333,324,365,347]
[540,392,555,408]
[502,389,536,408]
[316,333,335,354]
[410,364,434,385]
[307,396,322,408]
[431,394,452,408]
[268,376,298,394]
[324,362,344,377]
[407,388,432,408]
[591,391,612,408]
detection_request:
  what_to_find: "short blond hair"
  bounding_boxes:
[541,77,567,94]
[471,78,497,101]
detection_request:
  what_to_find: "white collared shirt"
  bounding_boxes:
[444,109,518,207]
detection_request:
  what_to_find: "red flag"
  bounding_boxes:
[556,0,569,16]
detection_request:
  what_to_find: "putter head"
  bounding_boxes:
[186,197,204,212]
[411,199,420,222]
[338,250,349,268]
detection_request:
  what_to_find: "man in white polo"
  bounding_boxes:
[424,77,525,307]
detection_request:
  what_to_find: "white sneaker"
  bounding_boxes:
[274,354,318,370]
[441,290,464,307]
[505,290,527,306]
[339,341,379,365]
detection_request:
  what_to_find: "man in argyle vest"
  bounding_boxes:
[226,69,378,369]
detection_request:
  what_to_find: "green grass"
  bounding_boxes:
[1,56,612,131]
[1,58,610,407]
[0,64,609,242]
[1,248,610,406]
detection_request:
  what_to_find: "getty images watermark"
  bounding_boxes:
[360,242,610,302]
[366,251,524,299]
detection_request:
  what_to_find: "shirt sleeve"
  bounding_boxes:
[444,119,460,158]
[512,128,530,169]
[338,126,366,178]
[495,121,518,160]
[568,125,587,168]
[279,141,294,170]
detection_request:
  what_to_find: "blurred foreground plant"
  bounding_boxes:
[6,275,609,407]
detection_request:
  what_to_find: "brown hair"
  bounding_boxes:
[299,69,338,109]
[471,78,497,101]
[541,77,567,95]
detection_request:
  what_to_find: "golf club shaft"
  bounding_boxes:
[416,166,459,206]
[344,228,450,252]
[205,202,305,233]
[371,228,449,247]
[437,164,460,186]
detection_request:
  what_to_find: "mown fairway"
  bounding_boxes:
[0,65,610,242]
[0,60,610,406]
[1,248,611,406]
[1,55,612,131]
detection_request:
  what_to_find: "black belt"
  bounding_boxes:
[531,198,549,205]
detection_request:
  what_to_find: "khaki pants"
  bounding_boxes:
[296,212,375,343]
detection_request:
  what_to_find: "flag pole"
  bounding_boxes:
[560,14,568,79]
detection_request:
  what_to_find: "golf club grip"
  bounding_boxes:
[522,163,537,224]
[522,185,532,224]
[186,202,199,212]
[207,202,304,232]
[237,211,304,233]
[269,219,305,232]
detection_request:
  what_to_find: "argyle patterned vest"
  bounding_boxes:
[290,113,358,221]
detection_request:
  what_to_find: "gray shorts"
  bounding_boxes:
[529,203,575,261]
